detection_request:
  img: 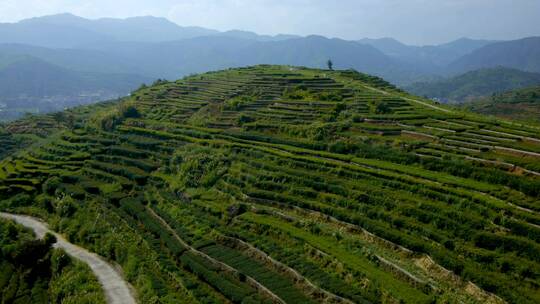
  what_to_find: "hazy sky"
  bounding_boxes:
[1,0,539,45]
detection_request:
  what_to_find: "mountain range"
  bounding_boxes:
[405,67,540,102]
[0,13,299,47]
[0,56,150,98]
[1,13,540,119]
[2,13,540,81]
[358,37,497,71]
[0,55,150,120]
[448,37,540,74]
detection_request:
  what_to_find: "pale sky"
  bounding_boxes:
[0,0,539,45]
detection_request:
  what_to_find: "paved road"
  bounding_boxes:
[0,212,137,304]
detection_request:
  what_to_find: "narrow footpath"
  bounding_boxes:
[0,212,137,304]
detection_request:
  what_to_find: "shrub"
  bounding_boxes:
[237,114,255,125]
[318,91,343,101]
[7,193,32,207]
[224,95,256,110]
[36,195,54,213]
[329,140,356,154]
[283,121,350,141]
[91,101,140,131]
[121,103,140,119]
[170,145,230,189]
[43,233,57,246]
[375,101,392,114]
[43,177,62,195]
[283,86,311,100]
[55,195,77,217]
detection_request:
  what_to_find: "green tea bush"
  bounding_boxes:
[170,145,230,189]
[224,95,257,110]
[284,85,311,100]
[91,101,140,131]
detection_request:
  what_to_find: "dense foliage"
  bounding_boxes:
[0,65,539,304]
[462,85,540,122]
[0,219,105,304]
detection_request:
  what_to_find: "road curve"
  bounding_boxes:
[0,212,137,304]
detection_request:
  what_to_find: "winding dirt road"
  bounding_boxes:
[362,84,453,113]
[0,212,137,304]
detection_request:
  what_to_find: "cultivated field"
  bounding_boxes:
[0,65,539,303]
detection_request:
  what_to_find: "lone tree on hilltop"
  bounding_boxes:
[327,59,333,71]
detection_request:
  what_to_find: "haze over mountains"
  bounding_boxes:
[0,55,151,120]
[448,37,540,74]
[2,5,540,304]
[1,13,540,119]
[406,67,540,103]
[358,37,497,71]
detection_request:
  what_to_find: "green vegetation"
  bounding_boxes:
[462,85,540,122]
[406,66,540,102]
[0,219,105,304]
[91,101,140,131]
[0,65,539,303]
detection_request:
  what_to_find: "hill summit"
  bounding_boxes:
[1,65,539,304]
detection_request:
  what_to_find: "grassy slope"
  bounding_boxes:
[0,65,539,304]
[462,85,540,123]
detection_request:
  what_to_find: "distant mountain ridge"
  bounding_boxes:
[2,13,538,85]
[358,37,497,71]
[0,13,299,47]
[0,35,409,84]
[0,55,150,120]
[405,66,540,102]
[9,13,217,45]
[0,56,150,98]
[0,13,539,120]
[448,37,540,74]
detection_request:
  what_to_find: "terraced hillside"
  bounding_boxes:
[0,65,539,304]
[463,85,540,123]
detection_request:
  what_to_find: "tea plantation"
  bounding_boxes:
[0,65,539,303]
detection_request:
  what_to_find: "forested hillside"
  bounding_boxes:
[405,67,540,102]
[0,65,539,304]
[448,37,540,74]
[463,86,540,122]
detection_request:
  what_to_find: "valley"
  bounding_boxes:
[1,14,540,124]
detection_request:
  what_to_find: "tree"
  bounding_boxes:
[137,83,147,91]
[375,101,392,114]
[44,233,57,246]
[327,59,333,71]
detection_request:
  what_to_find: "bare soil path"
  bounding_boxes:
[362,84,453,113]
